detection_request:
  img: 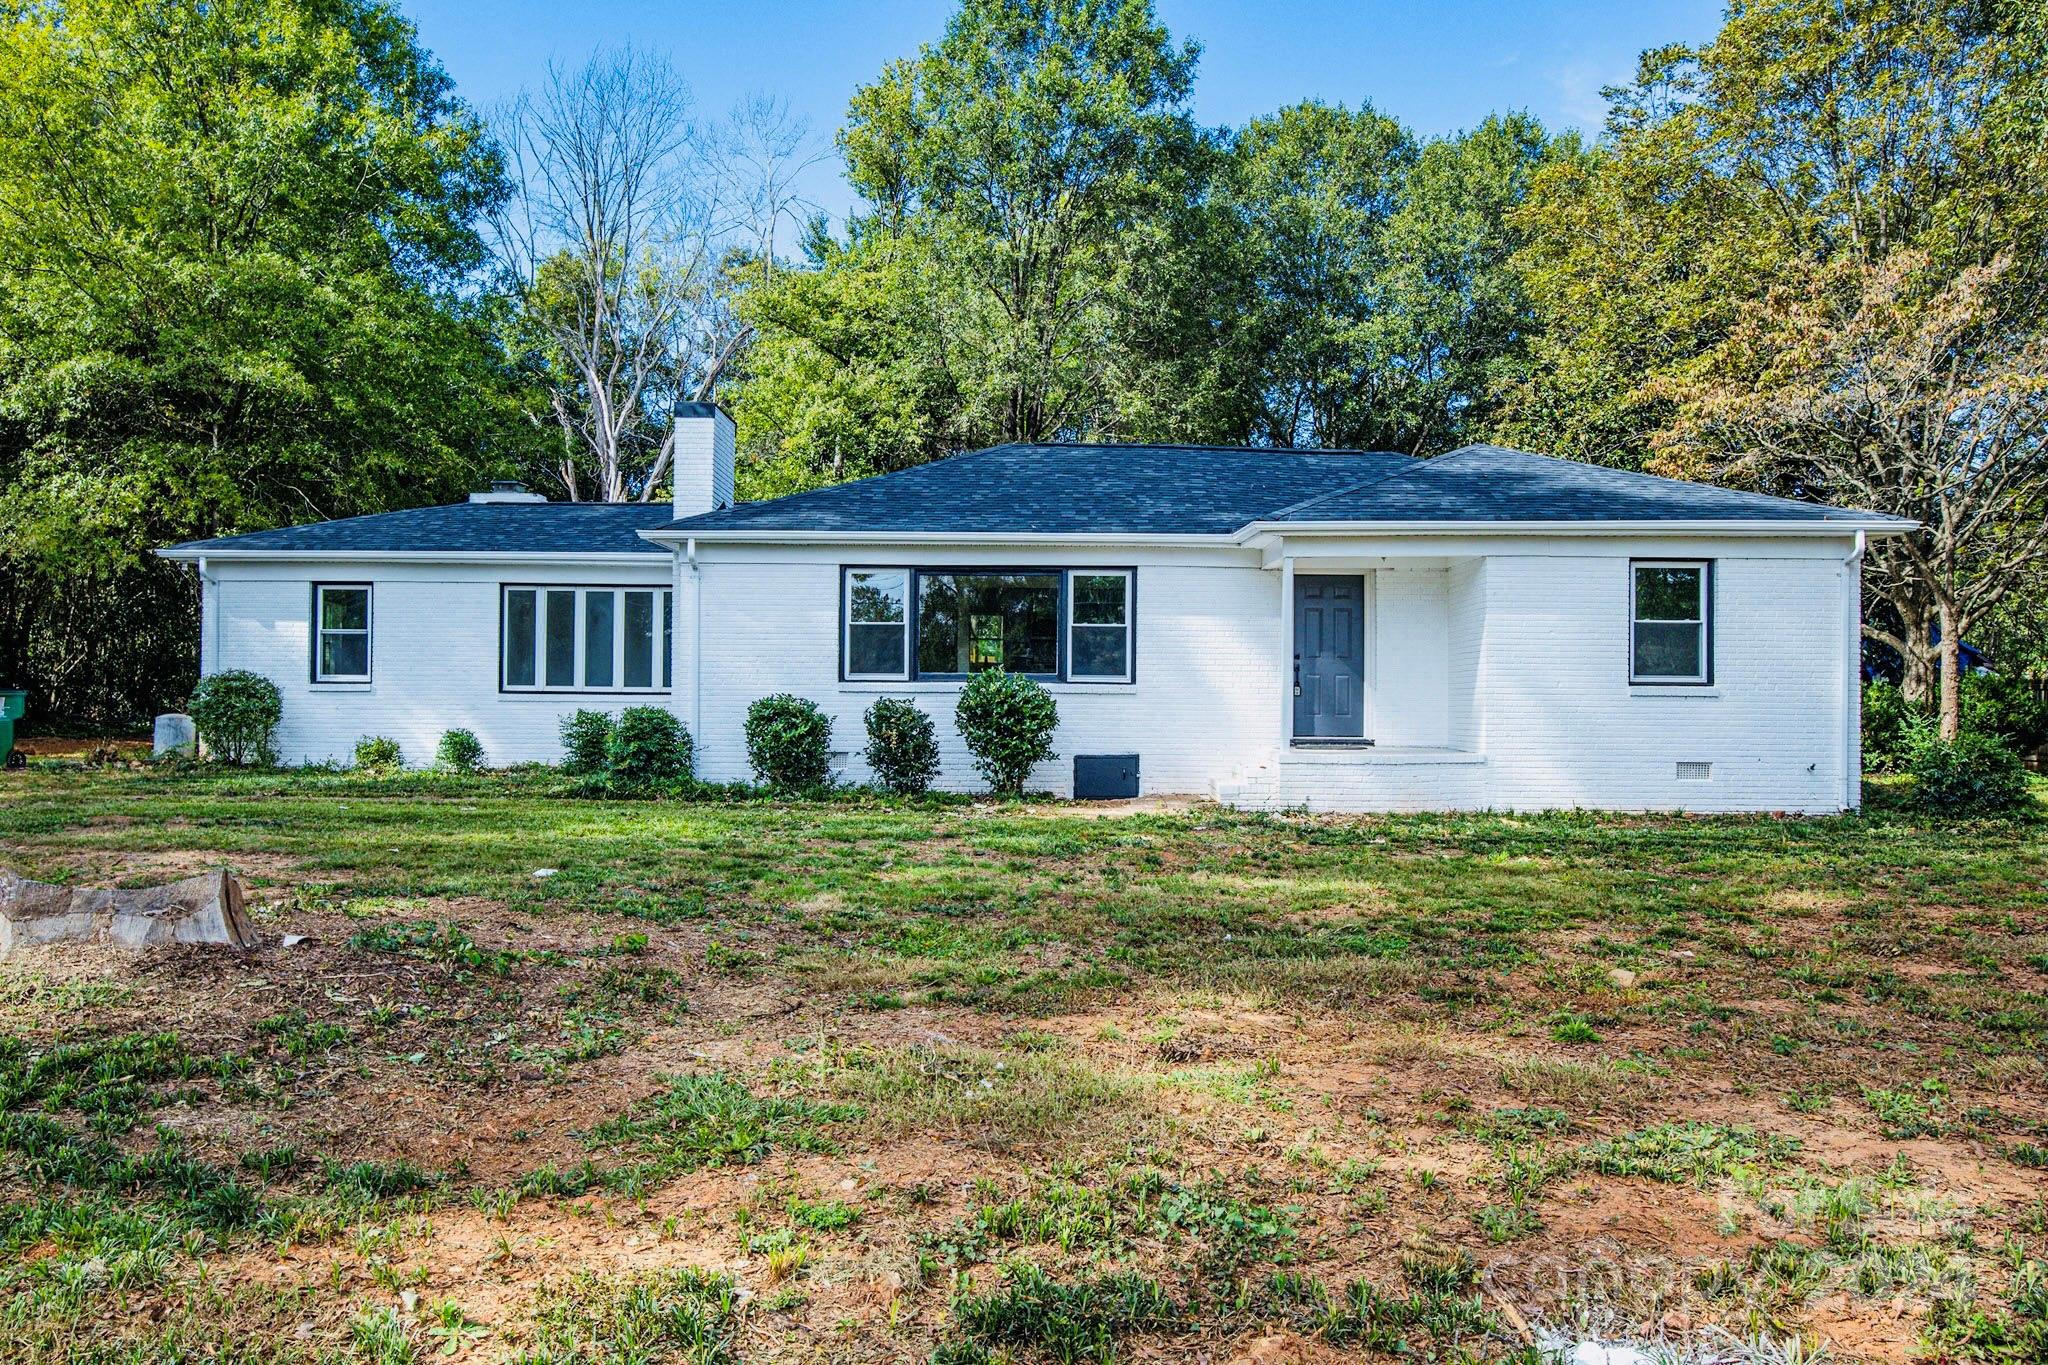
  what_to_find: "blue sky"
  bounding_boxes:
[400,0,1725,226]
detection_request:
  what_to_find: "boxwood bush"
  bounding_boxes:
[559,709,616,775]
[863,697,940,795]
[955,670,1057,796]
[608,707,694,788]
[745,694,833,790]
[1908,730,2031,816]
[436,728,485,772]
[353,735,402,771]
[187,670,281,766]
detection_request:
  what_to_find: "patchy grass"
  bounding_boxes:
[0,763,2045,1360]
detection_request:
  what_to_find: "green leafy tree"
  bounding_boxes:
[1221,106,1563,453]
[1216,100,1417,449]
[733,0,1224,489]
[0,0,535,723]
[1501,0,2048,719]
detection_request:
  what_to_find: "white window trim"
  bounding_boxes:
[1630,559,1711,685]
[1066,569,1133,683]
[501,585,672,693]
[843,569,910,681]
[313,584,372,684]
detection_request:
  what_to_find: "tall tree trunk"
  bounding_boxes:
[1937,600,1962,741]
[1898,599,1937,706]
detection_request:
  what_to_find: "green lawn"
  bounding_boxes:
[1,765,2044,1363]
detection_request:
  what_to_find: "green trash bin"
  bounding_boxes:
[0,689,23,769]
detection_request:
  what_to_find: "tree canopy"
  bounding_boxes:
[0,0,534,720]
[5,0,2048,724]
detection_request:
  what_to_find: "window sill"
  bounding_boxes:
[1628,686,1721,698]
[837,680,1135,694]
[497,691,674,702]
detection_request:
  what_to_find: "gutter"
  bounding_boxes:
[636,529,1236,548]
[636,517,1918,550]
[154,548,663,566]
[1232,517,1917,543]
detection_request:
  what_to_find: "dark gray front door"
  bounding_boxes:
[1293,575,1364,739]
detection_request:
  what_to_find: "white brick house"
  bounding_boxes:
[161,406,1912,812]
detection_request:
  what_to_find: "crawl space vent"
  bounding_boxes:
[1675,761,1712,781]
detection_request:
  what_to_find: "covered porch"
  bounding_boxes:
[1214,542,1490,810]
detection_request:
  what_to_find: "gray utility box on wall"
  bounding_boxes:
[1073,753,1140,800]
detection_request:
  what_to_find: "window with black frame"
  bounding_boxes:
[501,585,672,692]
[918,573,1061,676]
[1630,561,1711,683]
[841,568,1133,681]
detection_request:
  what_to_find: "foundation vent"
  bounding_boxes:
[1675,761,1712,781]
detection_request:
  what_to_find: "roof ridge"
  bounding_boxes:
[1253,450,1438,522]
[1034,439,1399,457]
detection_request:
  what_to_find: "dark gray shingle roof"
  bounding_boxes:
[1268,445,1900,525]
[165,501,675,555]
[165,442,1906,556]
[668,443,1412,535]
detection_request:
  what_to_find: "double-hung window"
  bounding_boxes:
[502,586,672,692]
[313,584,372,683]
[1067,572,1132,682]
[1630,561,1711,684]
[844,570,909,679]
[840,568,1134,683]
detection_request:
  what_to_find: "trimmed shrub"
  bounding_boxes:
[863,697,940,795]
[353,735,402,771]
[608,707,694,788]
[188,670,281,766]
[955,670,1057,796]
[559,709,616,775]
[1908,730,2031,816]
[436,728,484,772]
[745,694,833,790]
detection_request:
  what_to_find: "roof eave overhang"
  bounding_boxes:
[154,548,664,565]
[1234,517,1916,545]
[637,528,1238,547]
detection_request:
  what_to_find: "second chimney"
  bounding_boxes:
[673,402,736,518]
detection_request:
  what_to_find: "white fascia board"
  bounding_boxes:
[153,548,663,566]
[1235,518,1915,543]
[637,528,1235,548]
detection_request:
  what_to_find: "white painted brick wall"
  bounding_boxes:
[1445,558,1486,751]
[207,562,673,768]
[684,547,1279,796]
[1372,568,1449,746]
[198,533,1861,812]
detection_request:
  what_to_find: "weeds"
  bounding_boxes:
[1579,1122,1795,1184]
[578,1072,860,1194]
[952,1262,1179,1363]
[515,1267,742,1365]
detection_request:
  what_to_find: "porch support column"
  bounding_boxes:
[1279,552,1295,751]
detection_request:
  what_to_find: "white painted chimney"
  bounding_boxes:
[469,479,547,504]
[673,402,736,518]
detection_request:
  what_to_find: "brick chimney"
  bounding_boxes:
[673,402,736,518]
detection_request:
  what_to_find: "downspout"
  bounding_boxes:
[197,556,217,677]
[687,537,702,752]
[1842,531,1865,810]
